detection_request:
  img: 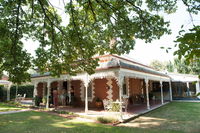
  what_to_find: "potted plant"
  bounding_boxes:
[34,96,42,106]
[95,97,102,108]
[42,96,47,104]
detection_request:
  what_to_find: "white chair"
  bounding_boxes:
[22,94,26,100]
[103,99,112,111]
[122,98,129,112]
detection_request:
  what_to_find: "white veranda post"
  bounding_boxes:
[160,81,164,104]
[169,81,173,101]
[145,78,150,110]
[117,75,124,120]
[84,74,89,113]
[196,81,200,96]
[7,83,12,101]
[186,82,190,96]
[33,82,38,98]
[68,80,71,103]
[46,81,50,109]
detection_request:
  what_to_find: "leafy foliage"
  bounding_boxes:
[150,58,200,75]
[149,60,167,71]
[175,26,200,64]
[10,85,34,99]
[0,0,199,83]
[0,85,7,102]
[173,58,200,75]
[97,116,118,124]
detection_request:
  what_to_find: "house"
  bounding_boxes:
[31,54,173,114]
[168,73,200,100]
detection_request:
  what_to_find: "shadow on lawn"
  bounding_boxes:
[1,103,200,133]
[121,102,200,133]
[0,111,178,133]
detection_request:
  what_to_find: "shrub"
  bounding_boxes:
[42,96,47,104]
[7,101,21,107]
[0,85,7,102]
[34,96,42,106]
[97,117,118,124]
[53,110,75,115]
[10,85,34,99]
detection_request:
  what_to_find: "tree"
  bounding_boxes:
[174,26,200,75]
[173,0,200,76]
[0,0,199,84]
[149,60,166,71]
[166,61,174,72]
[173,58,200,75]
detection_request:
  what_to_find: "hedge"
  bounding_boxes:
[10,85,34,99]
[0,85,34,101]
[0,85,7,102]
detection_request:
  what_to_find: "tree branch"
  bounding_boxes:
[88,0,96,21]
[37,0,65,35]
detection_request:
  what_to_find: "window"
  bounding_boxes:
[122,78,128,96]
[123,83,127,95]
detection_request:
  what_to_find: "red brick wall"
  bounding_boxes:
[37,82,43,98]
[112,79,119,101]
[71,80,83,106]
[51,81,58,89]
[68,78,120,108]
[129,78,143,96]
[93,78,108,101]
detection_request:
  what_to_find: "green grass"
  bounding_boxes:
[120,102,200,133]
[0,102,22,112]
[0,102,199,133]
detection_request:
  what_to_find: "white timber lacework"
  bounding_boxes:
[33,81,38,97]
[126,77,130,96]
[91,81,95,101]
[80,81,85,101]
[86,81,95,102]
[106,77,113,100]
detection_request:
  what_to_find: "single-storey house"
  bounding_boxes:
[31,54,173,114]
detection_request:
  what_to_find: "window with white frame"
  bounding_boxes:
[122,77,128,96]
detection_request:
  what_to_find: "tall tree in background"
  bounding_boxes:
[149,60,166,71]
[166,61,174,72]
[0,0,199,84]
[150,58,200,75]
[173,58,200,75]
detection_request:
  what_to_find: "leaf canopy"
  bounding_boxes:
[0,0,199,83]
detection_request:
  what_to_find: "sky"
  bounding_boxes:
[24,1,200,65]
[125,2,200,65]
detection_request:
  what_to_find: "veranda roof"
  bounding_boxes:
[168,73,199,82]
[31,55,168,78]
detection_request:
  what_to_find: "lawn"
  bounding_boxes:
[0,102,199,133]
[0,102,23,112]
[120,102,200,133]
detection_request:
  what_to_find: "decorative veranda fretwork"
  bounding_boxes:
[126,77,130,97]
[31,66,172,111]
[80,81,85,101]
[89,80,95,102]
